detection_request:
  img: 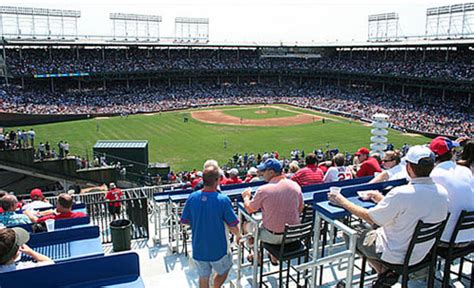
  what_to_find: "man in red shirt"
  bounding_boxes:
[291,153,324,186]
[354,147,382,177]
[35,193,86,222]
[225,168,242,185]
[191,171,202,189]
[105,183,123,219]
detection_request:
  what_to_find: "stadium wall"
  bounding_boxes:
[0,112,118,127]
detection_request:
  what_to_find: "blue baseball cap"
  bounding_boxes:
[257,159,282,173]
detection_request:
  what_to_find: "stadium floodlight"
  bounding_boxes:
[174,17,209,43]
[0,6,81,39]
[425,3,474,39]
[368,12,400,42]
[110,13,162,41]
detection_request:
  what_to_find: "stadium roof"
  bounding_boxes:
[2,37,474,49]
[93,140,148,149]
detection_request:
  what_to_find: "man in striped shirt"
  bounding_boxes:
[242,159,304,263]
[291,153,324,186]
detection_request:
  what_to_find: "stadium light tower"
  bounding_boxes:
[0,6,80,39]
[425,3,474,39]
[368,13,400,42]
[110,13,162,41]
[174,17,209,42]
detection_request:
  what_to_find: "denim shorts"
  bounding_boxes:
[194,254,233,278]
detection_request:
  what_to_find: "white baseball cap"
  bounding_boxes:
[228,168,239,175]
[405,145,435,165]
[248,167,258,176]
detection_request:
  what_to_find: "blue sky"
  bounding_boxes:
[1,0,465,43]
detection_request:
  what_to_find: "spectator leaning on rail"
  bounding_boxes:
[428,136,474,245]
[369,150,408,184]
[22,189,53,211]
[26,193,86,223]
[352,147,382,178]
[291,153,324,186]
[180,165,241,288]
[0,195,31,226]
[328,145,448,286]
[241,158,304,264]
[0,227,54,273]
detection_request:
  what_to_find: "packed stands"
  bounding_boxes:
[1,82,472,137]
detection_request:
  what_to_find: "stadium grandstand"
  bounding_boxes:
[0,2,473,288]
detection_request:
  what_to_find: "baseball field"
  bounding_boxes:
[16,104,430,171]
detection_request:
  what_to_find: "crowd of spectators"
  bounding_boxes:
[1,82,471,137]
[4,48,474,81]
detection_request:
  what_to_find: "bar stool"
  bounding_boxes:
[259,222,313,288]
[436,210,474,287]
[359,219,447,288]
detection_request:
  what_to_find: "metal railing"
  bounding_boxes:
[86,197,149,243]
[32,185,163,243]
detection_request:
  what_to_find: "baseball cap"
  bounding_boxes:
[30,188,43,199]
[109,183,116,189]
[228,168,239,176]
[248,167,258,176]
[257,159,282,173]
[405,145,435,165]
[429,136,460,156]
[0,227,30,264]
[355,147,370,156]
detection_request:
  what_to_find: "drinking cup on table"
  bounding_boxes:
[328,187,342,205]
[45,219,55,232]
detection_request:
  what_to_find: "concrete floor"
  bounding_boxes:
[102,235,473,288]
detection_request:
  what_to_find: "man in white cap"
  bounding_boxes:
[224,168,242,185]
[244,167,258,183]
[329,145,448,286]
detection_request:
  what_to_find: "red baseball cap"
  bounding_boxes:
[355,147,370,156]
[429,136,460,156]
[30,188,43,199]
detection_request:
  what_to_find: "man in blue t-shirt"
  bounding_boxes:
[181,165,241,288]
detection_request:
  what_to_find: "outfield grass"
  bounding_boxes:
[13,105,431,171]
[222,107,297,119]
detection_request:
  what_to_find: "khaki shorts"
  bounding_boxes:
[356,228,382,261]
[244,222,287,245]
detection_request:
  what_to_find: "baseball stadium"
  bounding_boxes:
[0,1,473,288]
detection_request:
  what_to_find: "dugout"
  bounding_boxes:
[148,162,170,179]
[93,140,149,174]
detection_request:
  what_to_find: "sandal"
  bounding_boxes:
[247,254,262,266]
[269,256,278,266]
[372,270,400,288]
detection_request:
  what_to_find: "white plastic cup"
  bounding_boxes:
[329,186,341,196]
[328,187,342,205]
[45,219,55,232]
